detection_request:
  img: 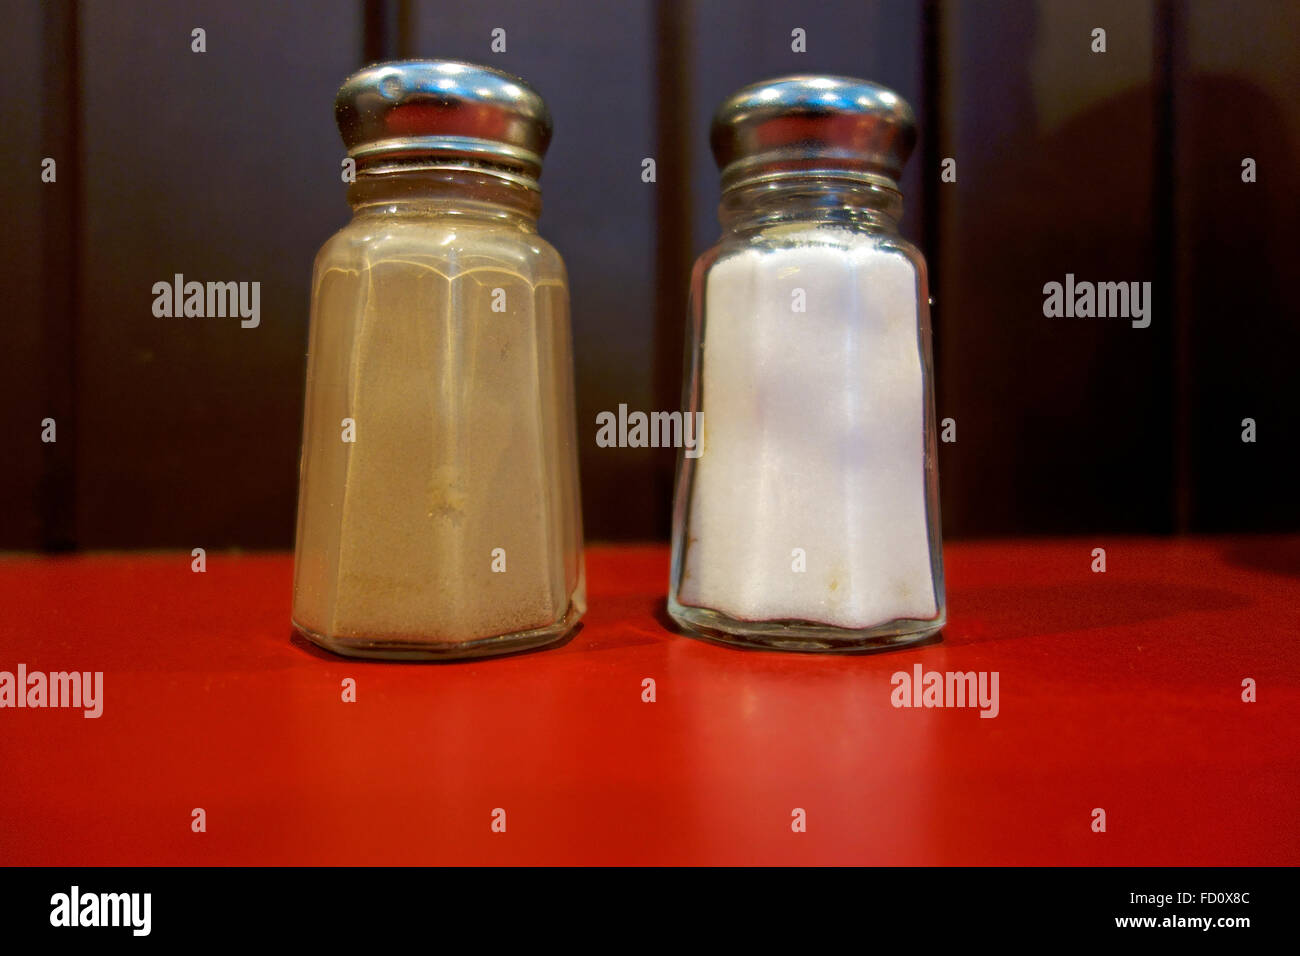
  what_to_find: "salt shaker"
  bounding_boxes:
[669,75,945,652]
[292,60,585,659]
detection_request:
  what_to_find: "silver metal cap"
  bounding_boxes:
[710,75,916,188]
[335,59,553,176]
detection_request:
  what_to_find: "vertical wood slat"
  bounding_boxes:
[364,0,414,62]
[921,0,945,385]
[0,1,56,549]
[39,0,81,551]
[1177,0,1300,533]
[650,0,694,537]
[1154,0,1187,533]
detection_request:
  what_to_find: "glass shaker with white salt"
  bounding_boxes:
[292,60,585,659]
[669,75,945,652]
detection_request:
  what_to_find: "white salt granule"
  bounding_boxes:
[678,227,937,629]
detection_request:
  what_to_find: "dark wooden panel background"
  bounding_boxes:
[1,0,1295,551]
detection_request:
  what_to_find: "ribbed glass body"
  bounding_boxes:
[292,166,585,659]
[669,173,944,652]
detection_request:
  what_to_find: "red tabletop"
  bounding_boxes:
[1,538,1296,866]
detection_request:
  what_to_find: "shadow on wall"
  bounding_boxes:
[939,3,1296,538]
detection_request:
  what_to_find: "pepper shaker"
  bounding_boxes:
[292,60,585,659]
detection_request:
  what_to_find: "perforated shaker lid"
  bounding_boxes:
[335,59,553,176]
[710,75,916,188]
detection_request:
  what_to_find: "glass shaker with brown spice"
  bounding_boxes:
[292,60,585,659]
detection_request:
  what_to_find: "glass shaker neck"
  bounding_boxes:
[346,162,542,228]
[718,172,903,234]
